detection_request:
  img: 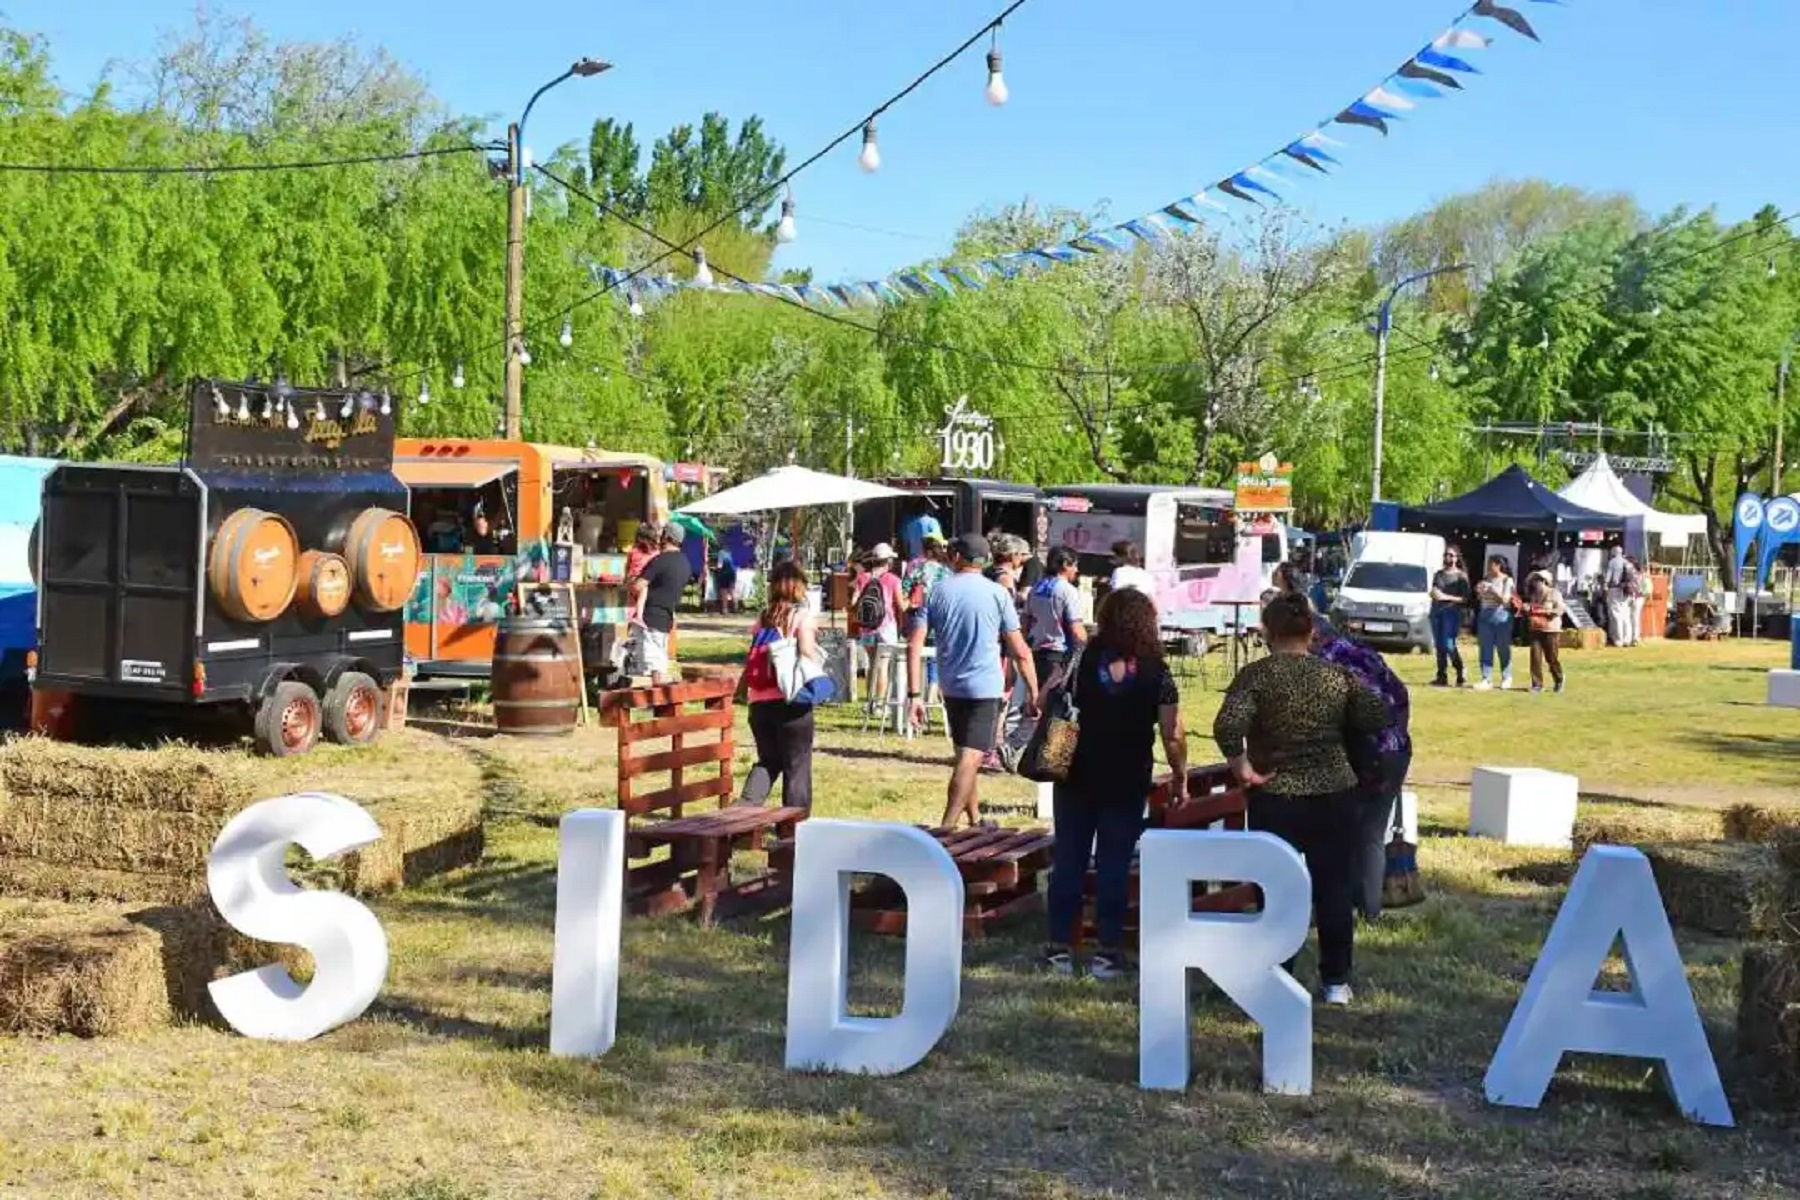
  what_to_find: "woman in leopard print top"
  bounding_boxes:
[1213,592,1388,1006]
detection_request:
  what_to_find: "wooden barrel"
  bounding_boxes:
[294,550,352,620]
[492,615,581,737]
[208,509,300,623]
[344,507,421,612]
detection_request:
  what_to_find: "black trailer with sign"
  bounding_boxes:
[31,380,418,756]
[853,477,1046,561]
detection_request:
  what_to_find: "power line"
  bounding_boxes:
[0,144,487,175]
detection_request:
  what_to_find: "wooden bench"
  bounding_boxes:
[820,825,1057,939]
[599,677,806,925]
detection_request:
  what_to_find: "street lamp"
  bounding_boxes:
[1370,263,1468,505]
[503,58,611,440]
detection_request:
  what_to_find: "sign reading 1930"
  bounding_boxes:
[938,396,996,474]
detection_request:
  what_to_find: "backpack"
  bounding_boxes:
[1621,560,1642,599]
[854,578,888,630]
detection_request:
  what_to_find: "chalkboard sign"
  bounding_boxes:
[516,580,576,622]
[186,378,398,473]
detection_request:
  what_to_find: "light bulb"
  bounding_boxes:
[517,342,532,367]
[1538,330,1551,351]
[313,397,326,421]
[560,319,573,348]
[260,393,273,420]
[453,362,465,389]
[285,405,299,430]
[858,119,880,173]
[1428,362,1441,382]
[1769,258,1779,281]
[235,392,249,421]
[340,393,355,418]
[776,196,797,244]
[629,298,645,318]
[379,390,391,415]
[418,381,431,407]
[693,248,714,288]
[212,384,228,416]
[1650,303,1662,318]
[985,49,1008,106]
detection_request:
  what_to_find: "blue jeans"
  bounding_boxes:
[1046,784,1144,947]
[1430,607,1464,681]
[1477,609,1513,681]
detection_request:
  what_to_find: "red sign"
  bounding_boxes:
[668,462,707,484]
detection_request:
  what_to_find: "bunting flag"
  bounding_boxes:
[593,0,1560,312]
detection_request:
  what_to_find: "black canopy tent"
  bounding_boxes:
[1397,464,1625,538]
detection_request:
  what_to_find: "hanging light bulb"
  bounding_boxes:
[560,318,574,348]
[453,362,466,389]
[285,403,299,431]
[629,296,645,319]
[858,119,881,173]
[235,391,249,421]
[340,392,355,418]
[1769,258,1780,281]
[692,247,714,288]
[517,340,532,367]
[1428,361,1441,382]
[260,392,273,421]
[984,31,1008,106]
[1650,303,1662,318]
[313,396,326,421]
[776,193,797,244]
[418,380,431,407]
[212,384,229,417]
[1537,329,1551,351]
[379,390,392,415]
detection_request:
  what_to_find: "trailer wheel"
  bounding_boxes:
[255,681,322,757]
[323,671,382,746]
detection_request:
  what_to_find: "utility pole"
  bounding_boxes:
[1370,263,1468,506]
[500,59,611,442]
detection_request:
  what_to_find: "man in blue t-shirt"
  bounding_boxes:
[908,534,1039,828]
[899,511,944,564]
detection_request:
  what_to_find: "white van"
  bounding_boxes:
[1329,532,1444,652]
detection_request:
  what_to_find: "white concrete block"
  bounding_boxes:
[1035,781,1055,822]
[1392,790,1419,845]
[1768,669,1800,710]
[1468,767,1578,849]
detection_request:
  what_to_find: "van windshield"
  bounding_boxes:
[1344,562,1429,593]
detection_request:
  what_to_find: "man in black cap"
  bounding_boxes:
[907,533,1039,827]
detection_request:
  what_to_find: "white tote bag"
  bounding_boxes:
[768,634,830,704]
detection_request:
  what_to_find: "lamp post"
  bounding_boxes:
[503,57,611,441]
[1370,263,1468,505]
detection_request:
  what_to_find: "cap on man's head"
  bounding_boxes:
[660,523,685,547]
[922,530,948,546]
[868,542,897,562]
[950,533,990,563]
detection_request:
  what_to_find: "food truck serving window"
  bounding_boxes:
[1173,501,1234,565]
[397,460,521,558]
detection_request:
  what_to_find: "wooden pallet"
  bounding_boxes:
[838,825,1057,939]
[599,677,804,924]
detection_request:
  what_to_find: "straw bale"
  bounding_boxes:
[1641,840,1778,939]
[1738,942,1800,1103]
[1723,805,1800,845]
[0,739,252,816]
[325,788,485,896]
[1571,806,1722,860]
[0,793,218,874]
[0,856,206,906]
[0,900,178,1036]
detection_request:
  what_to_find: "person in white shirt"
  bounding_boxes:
[1109,539,1154,596]
[1603,546,1629,647]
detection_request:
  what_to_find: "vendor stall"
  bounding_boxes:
[1558,453,1707,563]
[393,439,669,684]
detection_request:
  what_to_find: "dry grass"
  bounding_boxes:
[1726,805,1800,844]
[0,900,201,1036]
[1739,943,1800,1101]
[1639,840,1779,938]
[0,740,252,814]
[0,637,1792,1196]
[1572,804,1724,860]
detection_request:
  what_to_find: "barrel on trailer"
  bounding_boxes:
[491,615,581,736]
[294,550,352,620]
[344,507,421,612]
[208,508,300,622]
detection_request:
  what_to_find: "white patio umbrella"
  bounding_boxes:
[676,465,906,515]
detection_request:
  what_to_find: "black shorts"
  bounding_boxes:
[943,696,1003,754]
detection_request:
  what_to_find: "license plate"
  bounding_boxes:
[1361,621,1396,633]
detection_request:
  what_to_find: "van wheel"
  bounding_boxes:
[323,672,382,746]
[255,681,322,757]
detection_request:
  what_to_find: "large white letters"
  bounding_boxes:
[1485,846,1733,1127]
[784,820,963,1074]
[1139,830,1313,1095]
[549,809,625,1058]
[207,791,389,1041]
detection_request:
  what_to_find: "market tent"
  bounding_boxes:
[1557,453,1707,551]
[1397,464,1625,534]
[677,466,906,515]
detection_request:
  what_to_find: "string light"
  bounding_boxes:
[379,389,392,415]
[284,402,299,430]
[260,392,274,421]
[628,296,645,318]
[313,396,326,421]
[212,384,229,417]
[985,29,1008,106]
[339,392,355,418]
[1650,303,1662,318]
[453,362,465,389]
[418,380,431,407]
[776,192,797,244]
[693,247,714,288]
[1769,258,1780,281]
[560,318,574,348]
[858,119,881,173]
[1537,329,1552,351]
[517,340,532,367]
[236,391,249,421]
[1427,361,1441,381]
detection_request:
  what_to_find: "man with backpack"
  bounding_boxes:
[856,544,905,717]
[1604,545,1641,648]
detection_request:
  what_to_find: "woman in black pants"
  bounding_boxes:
[1213,592,1388,1006]
[735,561,817,811]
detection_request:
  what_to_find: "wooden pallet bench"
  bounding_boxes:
[599,677,805,925]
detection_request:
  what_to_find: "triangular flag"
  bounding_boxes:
[1161,201,1201,225]
[1246,163,1290,184]
[1188,191,1228,211]
[1282,146,1332,174]
[1433,28,1492,51]
[1416,47,1482,73]
[1300,130,1346,149]
[1390,77,1447,101]
[1123,217,1170,243]
[946,266,985,290]
[1474,0,1540,41]
[1336,103,1392,134]
[1231,172,1283,202]
[1217,177,1260,205]
[924,269,956,293]
[1365,85,1417,112]
[1399,59,1464,90]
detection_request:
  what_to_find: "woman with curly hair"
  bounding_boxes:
[1042,587,1187,980]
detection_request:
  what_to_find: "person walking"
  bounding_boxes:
[855,544,905,720]
[1025,547,1088,690]
[1428,546,1471,688]
[901,532,952,704]
[627,524,691,685]
[907,534,1039,828]
[1603,545,1630,647]
[735,561,817,812]
[1312,621,1412,921]
[1042,588,1186,980]
[1473,555,1517,691]
[710,548,739,615]
[1525,559,1567,694]
[1212,592,1388,1005]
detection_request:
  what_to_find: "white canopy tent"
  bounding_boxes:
[1558,454,1707,560]
[676,465,906,516]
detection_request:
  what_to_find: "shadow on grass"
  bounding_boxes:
[1682,731,1800,762]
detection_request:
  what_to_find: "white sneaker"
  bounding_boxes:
[1323,984,1354,1006]
[1473,679,1492,691]
[1500,676,1513,691]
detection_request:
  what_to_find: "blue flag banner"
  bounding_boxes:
[1756,496,1800,591]
[1734,493,1765,586]
[591,0,1560,311]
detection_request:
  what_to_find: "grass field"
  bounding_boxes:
[1,634,1797,1198]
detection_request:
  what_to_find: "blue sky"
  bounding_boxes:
[9,1,1796,285]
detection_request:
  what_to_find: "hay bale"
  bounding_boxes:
[1571,806,1723,860]
[1738,943,1800,1102]
[1642,840,1778,938]
[0,794,219,874]
[1723,805,1800,844]
[0,856,205,906]
[291,789,484,897]
[0,900,177,1036]
[0,740,251,815]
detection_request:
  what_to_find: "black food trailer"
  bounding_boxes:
[853,477,1046,562]
[31,379,420,756]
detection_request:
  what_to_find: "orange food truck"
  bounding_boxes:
[392,439,670,683]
